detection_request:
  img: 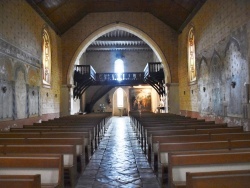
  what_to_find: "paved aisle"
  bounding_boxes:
[76,116,160,188]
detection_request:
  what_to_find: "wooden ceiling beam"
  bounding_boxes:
[86,45,151,51]
[96,36,142,42]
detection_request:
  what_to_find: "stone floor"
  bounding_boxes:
[75,116,160,188]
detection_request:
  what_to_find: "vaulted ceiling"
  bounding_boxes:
[27,0,206,51]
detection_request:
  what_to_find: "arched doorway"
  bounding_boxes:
[113,87,128,116]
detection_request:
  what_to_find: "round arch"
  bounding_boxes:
[67,22,171,85]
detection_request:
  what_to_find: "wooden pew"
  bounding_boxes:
[149,132,250,166]
[45,112,111,138]
[32,123,103,147]
[0,138,86,172]
[0,174,41,188]
[138,124,229,149]
[31,123,99,144]
[157,140,250,185]
[2,145,77,188]
[186,170,250,188]
[168,150,250,188]
[0,155,64,188]
[142,127,243,153]
[10,127,96,153]
[136,121,218,140]
[0,131,90,163]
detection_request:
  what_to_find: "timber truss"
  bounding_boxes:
[73,62,165,99]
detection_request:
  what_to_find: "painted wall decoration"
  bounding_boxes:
[129,88,151,111]
[198,58,210,113]
[15,67,27,119]
[0,46,41,121]
[28,86,39,117]
[0,56,13,120]
[197,25,248,118]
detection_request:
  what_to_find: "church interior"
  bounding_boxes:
[1,0,250,187]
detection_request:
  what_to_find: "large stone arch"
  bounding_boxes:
[66,22,171,85]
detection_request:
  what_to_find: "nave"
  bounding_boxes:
[75,117,160,188]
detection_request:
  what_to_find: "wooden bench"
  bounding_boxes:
[0,137,86,173]
[0,174,41,188]
[142,127,242,154]
[138,124,229,150]
[31,123,102,147]
[186,170,250,188]
[2,145,77,188]
[44,113,111,138]
[0,131,90,163]
[11,127,96,153]
[149,132,250,166]
[0,154,64,188]
[168,150,250,188]
[136,121,218,140]
[157,140,250,185]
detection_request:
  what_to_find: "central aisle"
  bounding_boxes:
[76,116,160,188]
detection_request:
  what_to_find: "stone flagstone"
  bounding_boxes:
[75,116,160,188]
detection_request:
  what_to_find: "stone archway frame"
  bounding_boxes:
[67,22,171,86]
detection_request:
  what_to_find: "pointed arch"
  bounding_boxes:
[67,22,170,85]
[210,50,222,83]
[225,37,241,56]
[198,56,208,79]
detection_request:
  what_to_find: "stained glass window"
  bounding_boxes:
[42,29,51,87]
[188,27,196,83]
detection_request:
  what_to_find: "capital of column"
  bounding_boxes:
[67,84,75,89]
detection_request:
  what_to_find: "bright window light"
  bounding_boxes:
[114,59,124,81]
[117,88,124,107]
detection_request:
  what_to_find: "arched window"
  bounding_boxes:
[117,88,124,107]
[42,28,51,87]
[114,59,124,81]
[188,27,196,83]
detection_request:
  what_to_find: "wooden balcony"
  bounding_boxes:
[73,63,165,99]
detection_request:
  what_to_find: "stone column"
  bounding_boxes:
[166,83,180,114]
[60,84,74,116]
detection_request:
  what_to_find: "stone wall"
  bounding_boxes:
[178,0,250,128]
[0,0,62,129]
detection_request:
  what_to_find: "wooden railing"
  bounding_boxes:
[75,65,96,80]
[96,72,144,82]
[73,62,165,98]
[144,62,163,78]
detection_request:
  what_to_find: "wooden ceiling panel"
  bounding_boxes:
[27,0,206,34]
[35,0,68,15]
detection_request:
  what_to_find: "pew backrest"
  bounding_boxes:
[0,174,41,188]
[169,150,250,188]
[186,170,250,188]
[0,155,64,188]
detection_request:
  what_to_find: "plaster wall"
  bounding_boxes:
[61,12,178,85]
[0,0,62,129]
[178,0,250,129]
[85,51,154,73]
